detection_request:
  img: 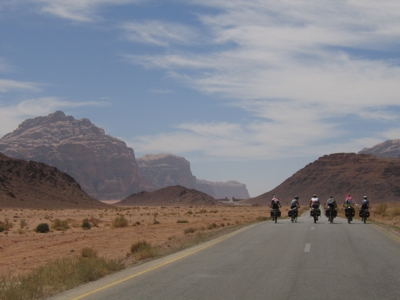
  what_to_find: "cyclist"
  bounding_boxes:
[310,194,320,209]
[290,196,300,222]
[343,193,357,220]
[361,196,370,210]
[270,195,282,210]
[326,196,337,209]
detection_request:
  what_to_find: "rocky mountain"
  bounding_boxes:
[137,153,250,199]
[359,139,400,158]
[0,111,151,200]
[137,154,197,189]
[246,153,400,205]
[116,185,217,206]
[196,179,250,199]
[0,152,107,209]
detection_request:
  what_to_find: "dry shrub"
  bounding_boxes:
[389,206,400,217]
[375,203,388,215]
[80,247,98,258]
[130,241,158,260]
[51,219,70,231]
[112,216,128,228]
[184,227,197,234]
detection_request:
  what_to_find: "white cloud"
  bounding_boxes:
[125,0,400,160]
[121,21,200,47]
[0,98,109,137]
[0,79,40,93]
[33,0,142,22]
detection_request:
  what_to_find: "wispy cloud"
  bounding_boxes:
[0,98,109,136]
[0,79,40,93]
[33,0,142,22]
[127,0,400,159]
[121,20,200,47]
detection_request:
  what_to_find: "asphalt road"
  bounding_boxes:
[51,214,400,300]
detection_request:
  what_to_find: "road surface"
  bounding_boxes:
[50,214,400,300]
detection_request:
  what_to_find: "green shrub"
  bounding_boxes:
[51,219,70,231]
[177,220,189,223]
[112,216,128,228]
[81,219,91,230]
[35,223,50,233]
[130,241,158,260]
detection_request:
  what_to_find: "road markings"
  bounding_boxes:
[69,224,255,300]
[304,243,311,252]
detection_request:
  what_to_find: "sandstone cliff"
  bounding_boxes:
[359,139,400,158]
[0,111,151,200]
[137,153,250,199]
[0,152,107,209]
[196,179,250,199]
[137,154,196,189]
[247,153,400,205]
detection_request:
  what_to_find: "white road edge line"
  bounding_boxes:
[304,243,311,252]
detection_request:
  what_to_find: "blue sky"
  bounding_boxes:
[1,0,400,197]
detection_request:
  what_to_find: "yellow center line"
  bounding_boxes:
[70,224,255,300]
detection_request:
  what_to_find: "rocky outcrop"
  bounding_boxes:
[0,152,108,209]
[0,111,151,200]
[116,185,217,206]
[137,154,196,189]
[196,179,250,199]
[359,139,400,158]
[247,153,400,205]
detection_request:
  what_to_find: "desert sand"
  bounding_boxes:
[0,204,274,278]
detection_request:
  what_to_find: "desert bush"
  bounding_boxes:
[184,227,197,234]
[89,216,100,227]
[51,219,70,231]
[130,241,158,260]
[80,247,98,258]
[35,223,49,233]
[0,219,13,232]
[177,220,189,223]
[389,206,400,217]
[207,223,218,230]
[198,209,207,214]
[81,219,91,230]
[375,203,388,215]
[112,216,128,228]
[187,210,193,215]
[20,219,27,228]
[0,256,124,300]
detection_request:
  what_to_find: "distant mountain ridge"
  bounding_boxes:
[247,153,400,205]
[0,111,151,200]
[359,139,400,158]
[0,112,250,201]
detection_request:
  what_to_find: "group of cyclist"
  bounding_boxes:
[269,193,371,221]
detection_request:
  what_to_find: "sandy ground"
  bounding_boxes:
[0,204,277,278]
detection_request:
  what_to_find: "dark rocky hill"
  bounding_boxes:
[0,152,108,209]
[0,111,152,200]
[246,153,400,205]
[359,139,400,158]
[116,185,217,206]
